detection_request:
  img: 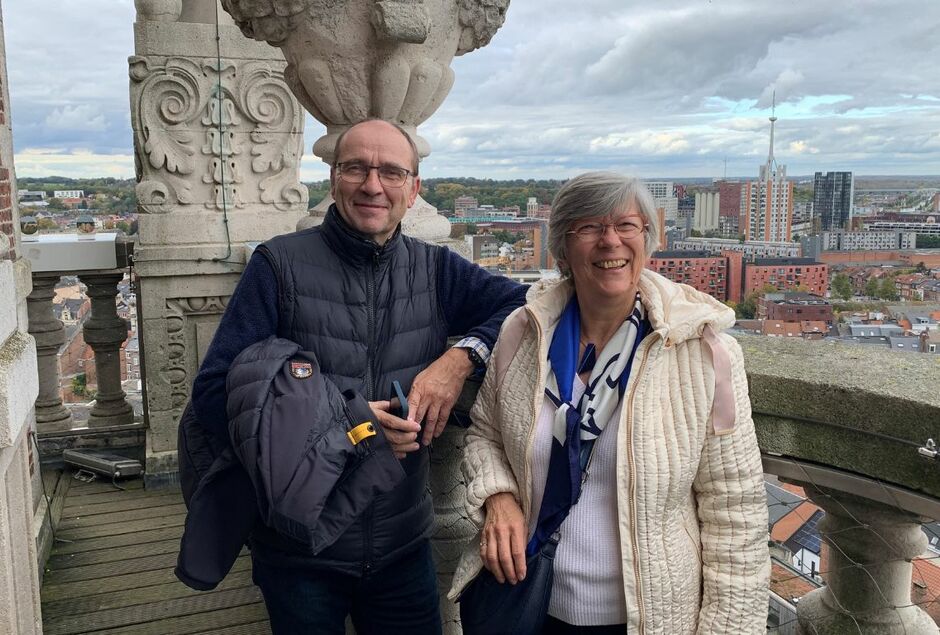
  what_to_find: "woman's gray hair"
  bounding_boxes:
[548,171,661,272]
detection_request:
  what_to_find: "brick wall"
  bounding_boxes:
[647,254,729,301]
[745,263,829,296]
[0,163,12,261]
[0,75,12,261]
[766,302,834,324]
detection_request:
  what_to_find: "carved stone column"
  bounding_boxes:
[797,485,939,635]
[26,273,72,432]
[131,0,308,485]
[79,273,134,427]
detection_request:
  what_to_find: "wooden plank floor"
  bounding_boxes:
[40,473,271,635]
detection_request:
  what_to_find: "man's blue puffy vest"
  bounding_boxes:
[251,205,448,574]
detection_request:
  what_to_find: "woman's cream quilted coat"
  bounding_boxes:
[449,270,770,635]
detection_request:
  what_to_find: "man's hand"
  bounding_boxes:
[407,347,474,446]
[481,492,527,585]
[369,400,421,459]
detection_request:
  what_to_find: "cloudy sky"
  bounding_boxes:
[5,0,940,181]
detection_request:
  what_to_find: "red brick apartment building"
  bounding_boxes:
[648,251,728,301]
[649,250,823,303]
[745,258,828,296]
[758,292,834,323]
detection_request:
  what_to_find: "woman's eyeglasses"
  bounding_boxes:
[566,220,648,241]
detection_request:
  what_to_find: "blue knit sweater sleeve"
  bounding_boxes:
[436,247,527,351]
[191,251,279,445]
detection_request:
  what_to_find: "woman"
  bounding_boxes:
[449,172,770,634]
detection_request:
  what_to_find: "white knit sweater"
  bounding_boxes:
[448,271,770,635]
[530,378,628,626]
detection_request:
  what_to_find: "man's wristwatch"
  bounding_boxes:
[463,347,486,372]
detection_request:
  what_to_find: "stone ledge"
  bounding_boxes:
[763,455,940,520]
[0,332,38,450]
[736,334,940,500]
[36,421,146,464]
[13,257,33,306]
[0,260,16,343]
[134,21,285,60]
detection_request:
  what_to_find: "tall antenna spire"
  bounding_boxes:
[768,90,777,167]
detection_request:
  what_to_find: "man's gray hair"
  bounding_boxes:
[548,171,661,271]
[332,117,420,175]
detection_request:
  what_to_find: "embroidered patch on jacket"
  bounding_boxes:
[289,360,313,379]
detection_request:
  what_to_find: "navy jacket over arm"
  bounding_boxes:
[186,205,526,578]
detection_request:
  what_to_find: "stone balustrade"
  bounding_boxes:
[22,234,141,456]
[80,272,134,428]
[739,334,939,634]
[25,273,72,431]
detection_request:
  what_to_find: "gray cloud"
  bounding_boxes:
[5,0,940,178]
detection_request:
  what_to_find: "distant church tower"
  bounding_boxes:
[743,94,793,242]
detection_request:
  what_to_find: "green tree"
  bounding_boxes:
[307,180,330,207]
[831,273,852,301]
[491,230,524,245]
[792,185,813,202]
[736,284,778,319]
[71,373,88,397]
[45,197,66,211]
[864,277,880,298]
[878,277,899,301]
[736,293,758,319]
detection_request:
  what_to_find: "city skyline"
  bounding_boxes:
[4,0,940,181]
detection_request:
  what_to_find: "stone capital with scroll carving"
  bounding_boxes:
[130,54,308,216]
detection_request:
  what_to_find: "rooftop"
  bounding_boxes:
[752,257,823,266]
[650,250,719,259]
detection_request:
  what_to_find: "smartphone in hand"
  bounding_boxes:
[389,380,409,420]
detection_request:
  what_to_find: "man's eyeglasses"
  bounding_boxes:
[566,220,648,241]
[335,162,413,188]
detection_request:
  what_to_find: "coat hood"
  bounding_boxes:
[524,269,735,345]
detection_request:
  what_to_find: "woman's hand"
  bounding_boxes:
[480,492,527,585]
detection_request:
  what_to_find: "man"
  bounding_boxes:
[190,119,526,633]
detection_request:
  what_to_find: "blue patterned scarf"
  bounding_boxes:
[527,293,648,555]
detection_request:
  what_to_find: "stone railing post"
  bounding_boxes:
[25,273,72,432]
[797,485,939,634]
[79,272,134,427]
[429,424,475,633]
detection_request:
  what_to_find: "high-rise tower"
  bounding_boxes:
[814,171,854,231]
[744,95,793,242]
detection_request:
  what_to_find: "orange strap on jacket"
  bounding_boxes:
[347,422,377,445]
